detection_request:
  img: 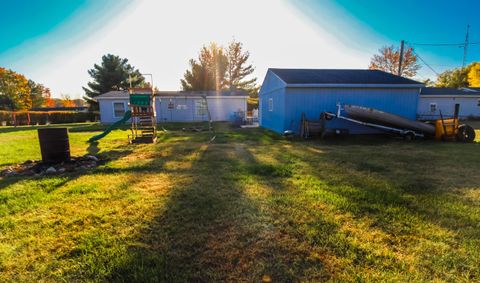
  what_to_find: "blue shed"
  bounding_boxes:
[259,69,424,134]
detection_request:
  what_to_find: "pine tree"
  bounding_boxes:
[83,54,145,109]
[181,43,228,91]
[225,40,258,96]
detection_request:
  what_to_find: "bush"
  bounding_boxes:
[0,111,99,126]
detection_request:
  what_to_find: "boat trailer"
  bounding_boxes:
[323,104,425,140]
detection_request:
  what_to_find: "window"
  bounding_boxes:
[168,99,174,109]
[268,98,273,112]
[195,99,208,116]
[429,103,437,113]
[477,99,480,107]
[113,102,126,118]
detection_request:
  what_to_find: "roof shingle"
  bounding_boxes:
[269,68,422,85]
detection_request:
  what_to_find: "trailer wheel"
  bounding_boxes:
[404,132,415,141]
[456,125,476,143]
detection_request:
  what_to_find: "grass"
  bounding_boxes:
[0,122,479,282]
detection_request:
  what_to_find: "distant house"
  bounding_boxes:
[417,87,480,120]
[258,68,423,134]
[96,90,249,124]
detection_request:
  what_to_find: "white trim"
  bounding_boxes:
[286,83,424,88]
[112,101,127,118]
[420,95,480,98]
[268,98,273,112]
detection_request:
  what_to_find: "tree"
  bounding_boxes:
[43,89,56,107]
[225,40,258,96]
[422,78,435,87]
[60,94,75,107]
[83,54,145,109]
[467,62,480,87]
[28,80,51,108]
[369,45,421,78]
[435,67,470,88]
[0,67,32,110]
[181,43,228,91]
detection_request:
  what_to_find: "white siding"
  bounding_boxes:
[417,96,480,120]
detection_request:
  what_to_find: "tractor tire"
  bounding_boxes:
[456,125,476,143]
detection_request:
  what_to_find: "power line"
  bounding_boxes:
[409,42,480,46]
[409,47,441,76]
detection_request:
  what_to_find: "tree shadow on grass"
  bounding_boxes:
[103,142,334,282]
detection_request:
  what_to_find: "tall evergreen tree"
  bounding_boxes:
[181,43,228,91]
[83,54,145,109]
[225,40,258,96]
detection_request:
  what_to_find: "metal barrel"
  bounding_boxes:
[37,128,71,163]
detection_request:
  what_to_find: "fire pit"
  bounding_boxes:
[37,128,71,163]
[1,155,102,177]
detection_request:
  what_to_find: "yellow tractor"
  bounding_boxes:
[434,104,476,142]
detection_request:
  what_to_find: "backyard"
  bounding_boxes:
[0,123,479,282]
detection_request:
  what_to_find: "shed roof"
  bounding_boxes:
[96,90,249,99]
[420,87,480,96]
[269,68,422,85]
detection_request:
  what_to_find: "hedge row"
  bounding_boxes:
[0,111,99,126]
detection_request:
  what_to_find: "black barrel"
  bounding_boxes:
[37,128,71,163]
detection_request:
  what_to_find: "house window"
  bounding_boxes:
[195,99,208,116]
[429,103,437,112]
[168,99,174,109]
[113,102,126,118]
[477,99,480,107]
[268,98,273,112]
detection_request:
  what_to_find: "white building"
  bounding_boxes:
[96,90,249,124]
[417,87,480,120]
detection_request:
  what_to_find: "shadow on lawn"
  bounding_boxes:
[104,142,331,282]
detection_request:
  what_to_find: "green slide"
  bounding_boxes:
[88,110,132,142]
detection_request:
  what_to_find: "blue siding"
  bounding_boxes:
[284,87,420,134]
[259,70,287,132]
[99,97,247,124]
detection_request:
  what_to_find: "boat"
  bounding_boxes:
[343,105,436,135]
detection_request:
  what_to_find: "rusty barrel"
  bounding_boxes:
[37,128,71,163]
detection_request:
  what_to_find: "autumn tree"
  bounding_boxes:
[0,67,32,110]
[83,54,145,109]
[225,40,258,96]
[369,45,421,78]
[435,67,470,88]
[60,94,76,107]
[467,62,480,87]
[181,43,228,91]
[43,89,56,107]
[28,80,51,108]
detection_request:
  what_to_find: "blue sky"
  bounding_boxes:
[1,0,479,98]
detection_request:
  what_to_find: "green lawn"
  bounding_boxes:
[0,123,479,282]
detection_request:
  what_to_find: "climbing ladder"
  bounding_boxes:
[128,88,157,143]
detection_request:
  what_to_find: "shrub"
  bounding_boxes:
[0,111,99,126]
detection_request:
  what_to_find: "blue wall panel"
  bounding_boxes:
[259,70,287,133]
[284,87,420,134]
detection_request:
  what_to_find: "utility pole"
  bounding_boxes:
[462,24,470,69]
[398,40,405,76]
